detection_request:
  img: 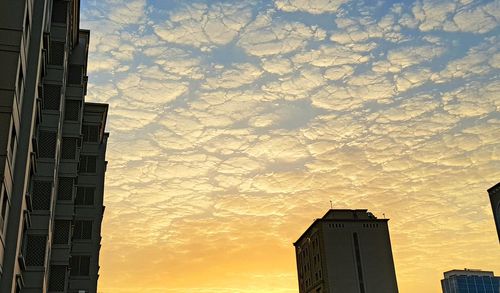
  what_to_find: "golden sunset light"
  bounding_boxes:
[2,0,497,292]
[77,0,500,292]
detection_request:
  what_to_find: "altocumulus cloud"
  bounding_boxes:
[80,0,500,292]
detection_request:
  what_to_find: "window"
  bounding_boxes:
[9,125,17,159]
[79,156,97,173]
[49,41,65,65]
[82,125,99,142]
[32,180,52,210]
[43,84,61,110]
[70,255,90,276]
[17,64,24,102]
[57,177,73,201]
[23,8,30,52]
[53,220,71,244]
[61,137,77,160]
[25,234,47,266]
[75,187,94,205]
[48,265,67,291]
[67,65,83,85]
[1,191,8,232]
[64,100,80,121]
[73,220,92,240]
[51,1,68,23]
[38,131,57,158]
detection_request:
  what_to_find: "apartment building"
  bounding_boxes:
[0,1,108,292]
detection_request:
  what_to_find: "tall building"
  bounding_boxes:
[441,269,500,293]
[293,209,399,293]
[0,1,108,292]
[488,182,500,243]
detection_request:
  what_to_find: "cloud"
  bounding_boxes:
[238,10,326,56]
[81,1,500,293]
[411,0,500,34]
[449,1,499,34]
[261,56,294,75]
[412,0,457,31]
[107,0,147,25]
[387,44,445,71]
[262,67,326,100]
[371,95,440,123]
[442,81,498,118]
[434,37,499,82]
[154,2,253,48]
[115,73,189,109]
[292,44,370,67]
[274,0,349,14]
[203,63,263,89]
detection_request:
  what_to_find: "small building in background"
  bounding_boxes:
[441,269,500,293]
[488,182,500,243]
[293,209,399,293]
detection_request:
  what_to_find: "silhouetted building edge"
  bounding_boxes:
[488,182,500,243]
[294,209,399,293]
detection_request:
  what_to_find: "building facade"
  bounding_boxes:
[294,209,399,293]
[441,269,500,293]
[488,182,500,243]
[0,1,108,292]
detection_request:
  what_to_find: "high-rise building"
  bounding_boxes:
[0,1,108,292]
[488,182,500,243]
[441,269,500,293]
[293,209,399,293]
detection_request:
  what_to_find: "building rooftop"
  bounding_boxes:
[294,209,387,246]
[488,182,500,194]
[322,209,378,220]
[444,269,496,278]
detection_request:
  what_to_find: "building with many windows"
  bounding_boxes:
[0,0,108,292]
[293,209,399,293]
[488,182,500,243]
[441,269,500,293]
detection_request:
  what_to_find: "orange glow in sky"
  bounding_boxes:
[80,0,500,292]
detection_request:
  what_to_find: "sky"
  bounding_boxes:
[79,0,500,292]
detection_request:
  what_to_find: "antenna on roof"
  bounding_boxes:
[383,213,386,219]
[330,200,333,209]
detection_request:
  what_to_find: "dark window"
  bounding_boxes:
[70,255,90,276]
[1,191,8,230]
[73,220,92,240]
[24,9,30,40]
[79,156,97,173]
[67,65,83,84]
[42,84,61,110]
[10,125,16,157]
[53,220,71,244]
[64,100,80,121]
[32,180,52,210]
[57,177,73,200]
[17,65,24,101]
[82,125,99,142]
[48,265,67,291]
[38,131,57,158]
[61,137,77,160]
[75,187,95,205]
[25,234,47,266]
[49,41,65,65]
[51,1,68,23]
